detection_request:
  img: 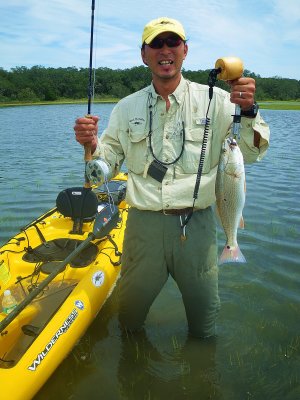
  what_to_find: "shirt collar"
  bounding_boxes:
[172,76,188,104]
[147,76,188,105]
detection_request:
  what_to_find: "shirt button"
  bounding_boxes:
[166,135,169,139]
[166,204,169,208]
[165,181,169,185]
[165,158,169,163]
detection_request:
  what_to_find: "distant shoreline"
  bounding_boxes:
[258,101,300,110]
[1,99,300,110]
[0,99,119,108]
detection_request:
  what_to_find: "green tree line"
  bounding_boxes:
[0,65,299,103]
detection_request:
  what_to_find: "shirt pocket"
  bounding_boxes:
[179,125,212,174]
[126,127,148,175]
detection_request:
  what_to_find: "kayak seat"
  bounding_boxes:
[22,239,98,267]
[56,187,98,234]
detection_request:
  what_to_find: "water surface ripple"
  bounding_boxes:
[0,105,299,400]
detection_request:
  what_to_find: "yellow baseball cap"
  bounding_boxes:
[142,17,186,45]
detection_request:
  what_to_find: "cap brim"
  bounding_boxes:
[144,29,186,44]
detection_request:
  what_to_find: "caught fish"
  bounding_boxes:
[215,137,246,265]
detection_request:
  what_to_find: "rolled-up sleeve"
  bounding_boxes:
[238,112,270,163]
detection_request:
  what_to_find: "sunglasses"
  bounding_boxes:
[147,35,183,49]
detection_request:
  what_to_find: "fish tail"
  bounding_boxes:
[219,245,246,265]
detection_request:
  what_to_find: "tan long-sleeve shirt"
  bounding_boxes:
[94,77,270,211]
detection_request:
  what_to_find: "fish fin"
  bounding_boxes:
[239,216,245,229]
[219,245,246,265]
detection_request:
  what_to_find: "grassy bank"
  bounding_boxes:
[0,98,120,108]
[1,99,300,110]
[258,101,300,110]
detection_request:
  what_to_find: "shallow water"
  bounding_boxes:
[0,105,299,399]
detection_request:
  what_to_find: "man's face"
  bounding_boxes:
[141,32,188,82]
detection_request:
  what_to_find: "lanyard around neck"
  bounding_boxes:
[148,106,185,166]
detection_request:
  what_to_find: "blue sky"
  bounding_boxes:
[1,0,299,79]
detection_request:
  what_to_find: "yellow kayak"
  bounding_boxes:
[0,173,128,399]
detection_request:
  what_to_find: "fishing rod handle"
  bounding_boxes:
[215,57,244,81]
[84,144,92,162]
[84,113,93,162]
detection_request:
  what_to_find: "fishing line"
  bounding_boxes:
[103,176,116,213]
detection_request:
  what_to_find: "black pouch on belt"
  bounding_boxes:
[147,160,167,183]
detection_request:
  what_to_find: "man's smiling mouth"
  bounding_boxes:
[159,60,173,65]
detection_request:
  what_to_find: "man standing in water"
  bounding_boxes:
[74,17,270,338]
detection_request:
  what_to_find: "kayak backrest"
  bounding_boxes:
[56,187,98,234]
[94,180,127,205]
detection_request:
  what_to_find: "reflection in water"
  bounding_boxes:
[118,330,219,400]
[35,286,220,400]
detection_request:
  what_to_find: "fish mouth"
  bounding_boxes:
[228,137,238,148]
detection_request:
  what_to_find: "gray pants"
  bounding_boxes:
[118,207,220,338]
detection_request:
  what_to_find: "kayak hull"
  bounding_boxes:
[0,174,128,399]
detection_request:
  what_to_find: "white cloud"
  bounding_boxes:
[0,0,299,79]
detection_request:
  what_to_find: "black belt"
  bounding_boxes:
[159,207,194,216]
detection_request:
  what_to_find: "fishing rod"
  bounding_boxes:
[82,0,114,189]
[84,0,96,188]
[87,0,96,116]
